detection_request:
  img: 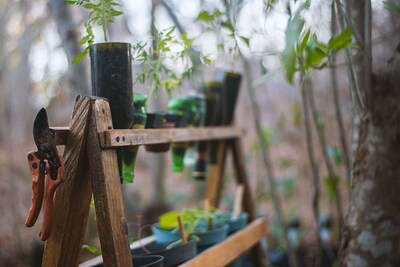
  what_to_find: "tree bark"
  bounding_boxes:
[339,45,400,267]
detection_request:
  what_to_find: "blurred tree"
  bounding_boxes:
[48,0,89,94]
[339,1,400,265]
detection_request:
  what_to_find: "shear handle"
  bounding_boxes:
[25,152,45,228]
[39,160,64,241]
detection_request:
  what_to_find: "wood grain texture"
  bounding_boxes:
[205,141,227,207]
[52,127,69,145]
[43,95,94,267]
[180,217,268,267]
[100,127,241,148]
[87,98,132,267]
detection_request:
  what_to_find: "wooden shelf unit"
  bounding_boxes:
[41,95,267,267]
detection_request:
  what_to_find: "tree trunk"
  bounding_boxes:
[339,45,400,266]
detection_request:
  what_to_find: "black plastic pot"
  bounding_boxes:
[131,239,197,267]
[92,254,164,267]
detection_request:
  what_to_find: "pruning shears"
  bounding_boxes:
[25,108,65,241]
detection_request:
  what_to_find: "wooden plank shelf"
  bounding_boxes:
[52,126,242,147]
[80,217,268,267]
[180,217,267,267]
[100,127,242,148]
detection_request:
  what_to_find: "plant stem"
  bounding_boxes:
[307,77,344,238]
[241,54,299,267]
[300,73,322,267]
[331,4,351,187]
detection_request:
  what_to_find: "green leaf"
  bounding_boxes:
[240,36,250,47]
[221,21,235,33]
[71,49,88,64]
[326,147,344,166]
[328,27,352,50]
[281,14,305,83]
[82,3,98,9]
[159,211,180,229]
[384,1,400,13]
[82,244,102,255]
[109,9,124,17]
[306,47,326,68]
[324,175,340,200]
[298,29,311,54]
[195,10,214,23]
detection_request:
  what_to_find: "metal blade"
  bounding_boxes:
[33,108,61,180]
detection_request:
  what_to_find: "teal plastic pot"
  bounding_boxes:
[223,212,249,234]
[151,223,181,243]
[194,221,228,252]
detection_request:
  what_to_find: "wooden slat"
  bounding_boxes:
[100,127,241,148]
[51,127,69,145]
[205,141,227,207]
[180,217,268,267]
[86,98,132,267]
[42,95,94,267]
[79,236,155,267]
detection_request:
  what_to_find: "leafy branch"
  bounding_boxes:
[281,2,354,83]
[65,0,124,63]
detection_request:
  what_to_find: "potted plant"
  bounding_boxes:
[151,204,229,252]
[66,0,134,183]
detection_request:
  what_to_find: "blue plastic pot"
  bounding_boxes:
[151,223,181,243]
[225,212,249,234]
[194,221,228,252]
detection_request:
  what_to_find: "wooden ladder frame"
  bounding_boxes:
[41,95,267,267]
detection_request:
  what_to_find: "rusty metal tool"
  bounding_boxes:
[25,108,65,241]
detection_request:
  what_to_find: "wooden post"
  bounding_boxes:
[86,98,132,267]
[205,141,227,208]
[42,95,94,267]
[230,137,266,267]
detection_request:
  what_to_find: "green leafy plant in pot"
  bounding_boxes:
[152,204,229,252]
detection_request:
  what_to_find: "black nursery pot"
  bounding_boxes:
[131,239,197,267]
[90,42,134,129]
[93,255,164,267]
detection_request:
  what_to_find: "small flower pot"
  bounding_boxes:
[131,239,197,267]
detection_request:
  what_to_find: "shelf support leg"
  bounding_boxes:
[86,98,132,267]
[42,95,94,267]
[206,140,227,207]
